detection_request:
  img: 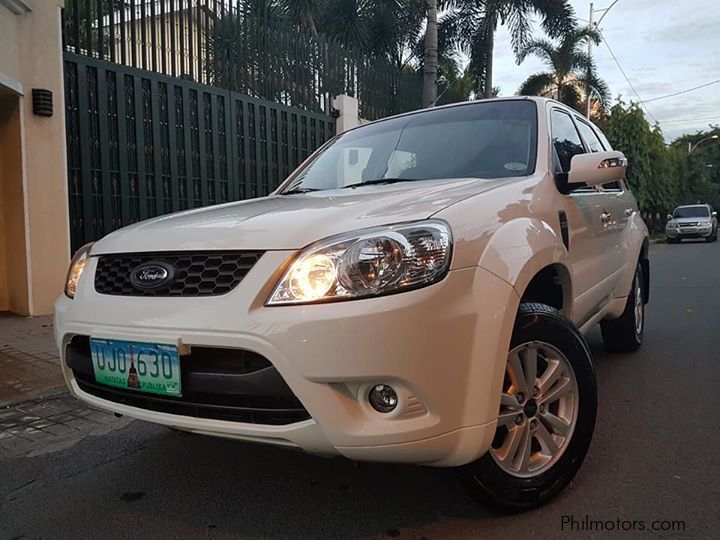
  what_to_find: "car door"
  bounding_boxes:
[550,108,618,324]
[575,119,632,291]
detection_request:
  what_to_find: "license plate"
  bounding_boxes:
[89,338,182,397]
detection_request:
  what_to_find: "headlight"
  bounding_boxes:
[666,221,677,229]
[64,243,94,298]
[267,220,452,305]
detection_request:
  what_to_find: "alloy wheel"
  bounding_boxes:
[634,275,644,336]
[490,341,579,478]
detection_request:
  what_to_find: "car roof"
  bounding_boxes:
[346,96,573,133]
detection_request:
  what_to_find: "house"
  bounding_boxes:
[0,0,70,316]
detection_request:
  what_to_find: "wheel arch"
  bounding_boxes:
[477,217,573,318]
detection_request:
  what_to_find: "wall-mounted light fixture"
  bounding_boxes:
[32,89,53,117]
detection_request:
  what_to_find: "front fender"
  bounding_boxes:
[477,217,571,313]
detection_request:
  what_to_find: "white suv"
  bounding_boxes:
[56,97,649,511]
[666,204,718,243]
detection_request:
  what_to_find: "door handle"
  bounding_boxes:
[601,211,613,224]
[625,208,633,217]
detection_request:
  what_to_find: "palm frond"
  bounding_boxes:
[532,0,577,38]
[517,38,556,64]
[558,83,583,111]
[518,72,556,97]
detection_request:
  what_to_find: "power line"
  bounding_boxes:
[657,115,720,124]
[601,37,659,125]
[640,80,720,104]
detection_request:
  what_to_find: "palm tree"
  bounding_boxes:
[367,0,426,70]
[422,0,438,107]
[283,0,325,37]
[517,26,610,114]
[318,0,371,49]
[443,0,575,98]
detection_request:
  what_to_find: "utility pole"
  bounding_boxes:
[586,3,594,119]
[585,0,622,118]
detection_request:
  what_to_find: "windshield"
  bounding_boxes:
[674,206,710,218]
[281,100,538,193]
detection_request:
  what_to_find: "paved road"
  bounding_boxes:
[2,241,719,539]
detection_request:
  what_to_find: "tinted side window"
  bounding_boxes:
[593,126,613,150]
[576,120,605,152]
[551,110,585,173]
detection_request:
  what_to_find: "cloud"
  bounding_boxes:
[647,18,719,45]
[489,0,720,138]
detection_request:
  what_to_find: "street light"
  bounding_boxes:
[688,135,719,153]
[585,0,622,118]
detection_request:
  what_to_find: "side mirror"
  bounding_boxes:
[568,151,628,187]
[713,211,718,218]
[667,214,673,221]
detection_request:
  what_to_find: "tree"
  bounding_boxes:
[284,0,325,36]
[601,101,719,231]
[517,26,609,115]
[435,58,474,105]
[319,0,371,49]
[443,0,575,99]
[422,0,438,107]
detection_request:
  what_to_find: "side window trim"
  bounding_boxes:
[575,117,605,151]
[550,107,598,194]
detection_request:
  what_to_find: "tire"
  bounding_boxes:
[600,264,645,353]
[459,303,598,513]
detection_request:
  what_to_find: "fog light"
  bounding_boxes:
[369,384,398,413]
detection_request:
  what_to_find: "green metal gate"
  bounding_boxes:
[64,53,336,250]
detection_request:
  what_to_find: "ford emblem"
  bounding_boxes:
[130,262,175,290]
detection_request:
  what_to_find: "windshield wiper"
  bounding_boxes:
[342,178,420,189]
[280,187,321,195]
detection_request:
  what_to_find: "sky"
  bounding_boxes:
[490,0,720,142]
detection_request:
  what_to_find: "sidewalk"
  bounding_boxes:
[0,313,66,406]
[0,313,131,458]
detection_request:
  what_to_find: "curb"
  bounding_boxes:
[0,388,69,410]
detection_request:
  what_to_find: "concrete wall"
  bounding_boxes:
[332,95,371,134]
[0,0,70,315]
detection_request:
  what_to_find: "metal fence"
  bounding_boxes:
[62,0,421,120]
[64,53,335,250]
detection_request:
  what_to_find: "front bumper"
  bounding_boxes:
[55,252,518,467]
[666,226,714,239]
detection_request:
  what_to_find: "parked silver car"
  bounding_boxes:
[666,204,718,243]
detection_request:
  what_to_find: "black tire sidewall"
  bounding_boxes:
[460,304,598,512]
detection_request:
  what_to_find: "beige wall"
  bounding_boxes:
[0,92,29,313]
[0,0,70,315]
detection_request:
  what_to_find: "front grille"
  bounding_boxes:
[66,336,310,426]
[94,251,264,297]
[680,222,698,227]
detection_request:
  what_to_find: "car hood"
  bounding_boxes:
[92,178,511,253]
[673,217,711,224]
